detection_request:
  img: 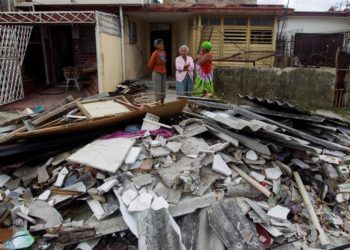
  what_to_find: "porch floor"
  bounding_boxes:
[2,87,88,111]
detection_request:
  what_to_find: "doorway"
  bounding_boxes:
[50,26,74,83]
[150,26,172,76]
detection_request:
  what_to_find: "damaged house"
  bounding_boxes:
[0,0,291,105]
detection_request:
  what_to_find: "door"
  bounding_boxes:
[150,28,172,76]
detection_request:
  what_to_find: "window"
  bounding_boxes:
[250,17,274,26]
[202,17,221,26]
[250,29,273,44]
[224,17,248,26]
[79,25,96,53]
[129,21,137,44]
[224,28,246,44]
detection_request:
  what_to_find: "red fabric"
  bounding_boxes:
[199,52,212,74]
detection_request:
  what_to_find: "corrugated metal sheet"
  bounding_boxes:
[238,95,309,114]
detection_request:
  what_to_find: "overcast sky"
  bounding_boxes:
[258,0,346,11]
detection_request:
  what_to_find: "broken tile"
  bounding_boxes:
[212,154,232,176]
[128,193,153,212]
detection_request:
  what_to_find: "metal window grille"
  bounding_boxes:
[0,25,32,105]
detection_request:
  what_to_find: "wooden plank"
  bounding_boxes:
[15,100,187,140]
[32,98,81,126]
[76,101,92,118]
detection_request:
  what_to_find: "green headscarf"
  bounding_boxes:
[201,41,212,51]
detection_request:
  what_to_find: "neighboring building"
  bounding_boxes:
[277,11,350,67]
[280,11,350,39]
[0,1,291,104]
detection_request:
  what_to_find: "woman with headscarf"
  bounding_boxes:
[148,39,166,104]
[193,41,214,97]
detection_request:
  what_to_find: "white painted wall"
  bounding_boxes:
[281,16,350,38]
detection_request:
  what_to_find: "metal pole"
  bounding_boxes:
[119,6,126,82]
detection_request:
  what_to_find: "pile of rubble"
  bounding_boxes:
[1,95,350,249]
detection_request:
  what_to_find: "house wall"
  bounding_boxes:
[191,15,277,67]
[97,32,123,92]
[124,17,148,80]
[282,16,350,38]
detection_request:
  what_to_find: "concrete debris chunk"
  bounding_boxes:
[212,154,232,176]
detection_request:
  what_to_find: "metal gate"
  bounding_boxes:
[0,25,32,105]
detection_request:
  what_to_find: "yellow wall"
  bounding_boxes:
[124,17,148,80]
[97,33,123,92]
[190,15,277,67]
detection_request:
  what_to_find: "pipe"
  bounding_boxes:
[293,171,329,249]
[119,6,126,82]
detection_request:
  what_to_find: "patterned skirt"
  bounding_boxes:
[193,70,214,97]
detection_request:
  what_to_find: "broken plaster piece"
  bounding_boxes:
[150,147,171,157]
[38,190,51,201]
[0,174,11,187]
[212,154,232,176]
[249,171,265,182]
[122,189,138,206]
[54,167,69,187]
[264,167,283,180]
[128,193,153,212]
[67,138,135,173]
[246,150,258,161]
[267,205,290,220]
[151,196,169,210]
[166,141,182,153]
[125,147,141,165]
[97,179,118,194]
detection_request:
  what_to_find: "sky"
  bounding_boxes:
[258,0,347,11]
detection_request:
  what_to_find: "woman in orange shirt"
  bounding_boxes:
[148,39,167,104]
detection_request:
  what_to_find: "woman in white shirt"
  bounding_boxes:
[175,45,194,96]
